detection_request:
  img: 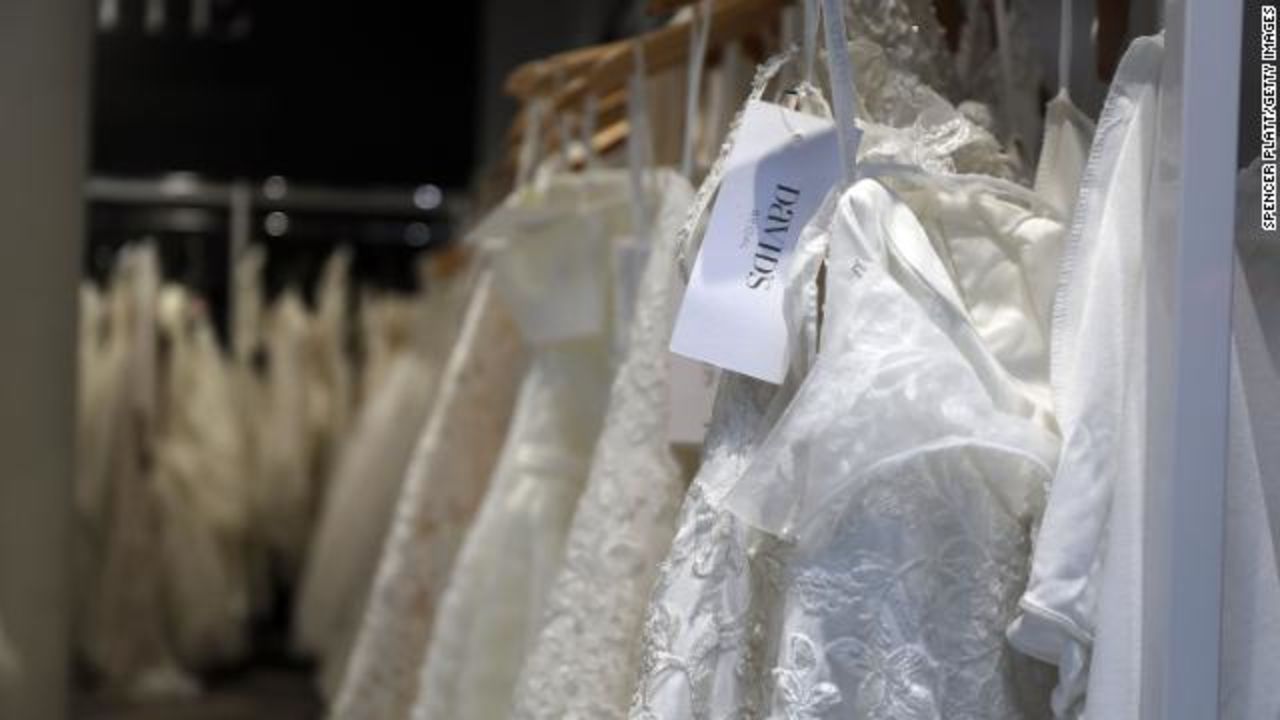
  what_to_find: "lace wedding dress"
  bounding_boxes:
[295,265,474,697]
[631,33,1061,720]
[329,270,528,720]
[408,171,636,720]
[506,169,694,720]
[728,177,1060,719]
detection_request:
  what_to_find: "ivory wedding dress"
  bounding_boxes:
[631,34,1061,720]
[1034,90,1094,219]
[408,170,639,720]
[297,268,474,700]
[152,286,251,669]
[1009,35,1280,718]
[726,177,1060,719]
[505,170,694,720]
[78,246,195,696]
[330,269,528,719]
[252,291,314,580]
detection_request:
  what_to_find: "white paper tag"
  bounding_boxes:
[667,352,720,445]
[669,100,841,383]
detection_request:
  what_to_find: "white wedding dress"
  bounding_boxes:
[726,177,1060,719]
[631,34,1062,720]
[329,268,528,720]
[152,285,252,669]
[408,170,640,720]
[1034,89,1094,219]
[1008,35,1280,718]
[505,169,694,720]
[78,245,196,696]
[295,265,474,699]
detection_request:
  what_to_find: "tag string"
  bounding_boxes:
[681,0,714,180]
[820,0,859,183]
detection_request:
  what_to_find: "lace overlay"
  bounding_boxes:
[632,32,1055,716]
[845,0,958,101]
[507,172,694,720]
[771,446,1055,720]
[629,373,790,720]
[729,180,1058,719]
[331,272,528,720]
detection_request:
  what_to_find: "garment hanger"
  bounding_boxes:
[588,0,784,157]
[505,41,628,102]
[553,0,785,116]
[496,0,784,191]
[502,87,629,174]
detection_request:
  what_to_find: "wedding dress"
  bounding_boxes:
[1034,90,1094,219]
[252,291,314,580]
[408,170,639,720]
[729,176,1060,719]
[229,246,276,617]
[1007,35,1280,718]
[152,285,251,669]
[303,249,354,499]
[78,246,195,696]
[632,36,1062,720]
[505,169,694,720]
[297,268,474,699]
[330,269,528,720]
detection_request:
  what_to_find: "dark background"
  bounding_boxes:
[91,0,481,186]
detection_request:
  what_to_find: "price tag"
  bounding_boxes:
[669,100,843,383]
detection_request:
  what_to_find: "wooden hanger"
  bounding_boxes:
[505,40,627,101]
[553,0,785,114]
[499,0,785,184]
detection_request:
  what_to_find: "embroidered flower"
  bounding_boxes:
[774,634,841,719]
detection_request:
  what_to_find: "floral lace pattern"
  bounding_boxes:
[732,180,1058,719]
[846,0,958,102]
[771,447,1056,720]
[507,172,694,720]
[331,272,529,720]
[628,373,790,720]
[631,29,1055,718]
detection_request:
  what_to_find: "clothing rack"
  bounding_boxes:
[87,174,464,345]
[494,0,1248,716]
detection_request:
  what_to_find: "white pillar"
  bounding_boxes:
[1145,0,1242,717]
[0,1,90,718]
